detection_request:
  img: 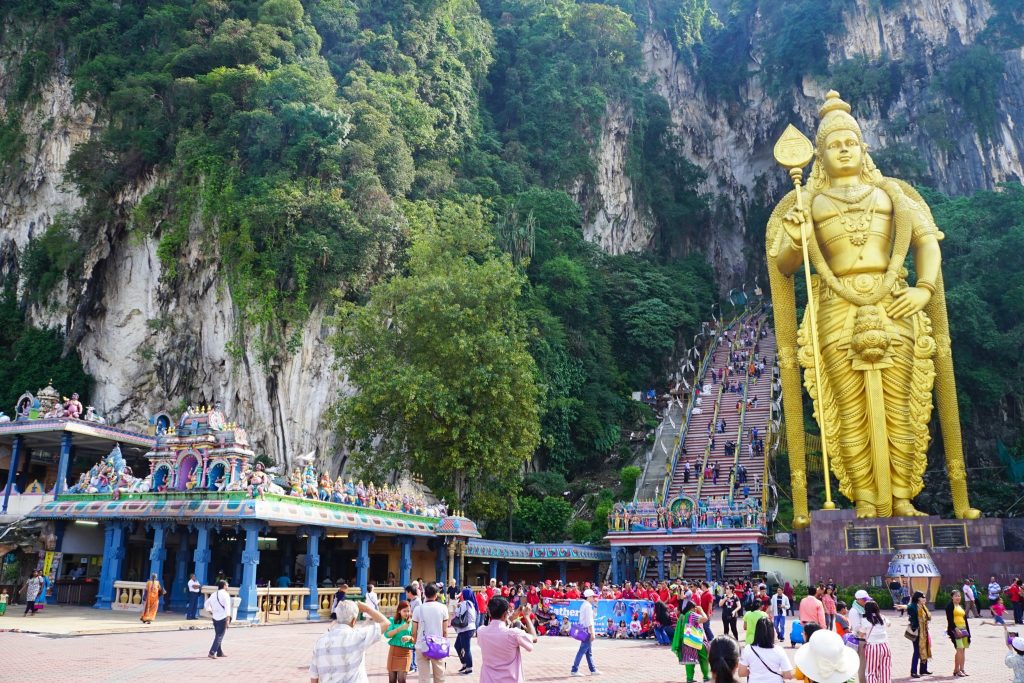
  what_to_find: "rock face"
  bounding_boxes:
[0,0,1021,463]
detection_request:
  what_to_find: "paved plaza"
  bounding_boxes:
[2,608,1018,683]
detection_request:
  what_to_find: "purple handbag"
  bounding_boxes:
[569,623,591,642]
[423,635,450,660]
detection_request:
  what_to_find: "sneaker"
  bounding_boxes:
[461,669,472,675]
[208,654,217,659]
[590,671,602,676]
[571,672,584,677]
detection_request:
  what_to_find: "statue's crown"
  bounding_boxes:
[815,90,862,149]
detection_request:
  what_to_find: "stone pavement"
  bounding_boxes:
[0,605,306,636]
[0,608,1017,682]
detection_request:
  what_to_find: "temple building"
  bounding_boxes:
[1,389,608,620]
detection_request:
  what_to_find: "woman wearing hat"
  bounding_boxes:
[907,591,931,678]
[945,589,971,677]
[1002,624,1024,683]
[793,629,861,683]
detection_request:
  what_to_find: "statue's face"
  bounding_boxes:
[821,129,863,178]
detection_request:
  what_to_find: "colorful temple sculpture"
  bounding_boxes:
[0,397,609,621]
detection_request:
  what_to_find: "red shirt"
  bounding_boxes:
[501,585,510,597]
[476,591,487,613]
[1010,584,1021,603]
[659,588,670,602]
[540,588,554,599]
[700,590,714,615]
[566,589,580,600]
[527,590,540,606]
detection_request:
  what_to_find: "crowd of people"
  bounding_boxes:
[608,499,766,532]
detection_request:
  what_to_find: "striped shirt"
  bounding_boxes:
[309,623,382,683]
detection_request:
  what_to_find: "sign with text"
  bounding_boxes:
[845,526,881,551]
[546,599,654,629]
[930,523,968,549]
[888,525,924,548]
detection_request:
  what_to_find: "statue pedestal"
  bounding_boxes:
[799,508,1024,586]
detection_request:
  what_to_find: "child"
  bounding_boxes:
[605,617,616,638]
[616,619,628,639]
[0,588,7,616]
[989,596,1008,626]
[628,614,642,638]
[835,601,850,636]
[790,620,805,648]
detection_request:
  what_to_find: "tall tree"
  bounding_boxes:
[334,198,541,516]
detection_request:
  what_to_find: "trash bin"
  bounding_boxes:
[231,596,241,621]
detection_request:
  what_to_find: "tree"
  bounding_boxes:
[516,495,573,543]
[334,198,541,517]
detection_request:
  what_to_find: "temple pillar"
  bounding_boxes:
[457,541,466,586]
[654,545,668,582]
[489,561,498,582]
[280,535,294,579]
[446,542,455,585]
[499,561,509,584]
[232,541,243,586]
[236,520,265,623]
[747,543,761,571]
[625,550,636,583]
[191,522,217,585]
[94,520,129,609]
[55,432,73,495]
[2,435,23,513]
[168,528,191,611]
[352,531,375,594]
[397,535,414,587]
[299,526,324,621]
[47,521,67,604]
[148,521,175,611]
[611,549,621,585]
[434,541,447,584]
[700,544,715,583]
[558,561,568,585]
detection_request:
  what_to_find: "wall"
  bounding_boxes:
[761,555,810,586]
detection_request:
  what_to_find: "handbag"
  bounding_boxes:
[683,624,706,650]
[569,623,591,642]
[450,603,469,629]
[423,635,450,660]
[904,626,919,641]
[955,628,969,639]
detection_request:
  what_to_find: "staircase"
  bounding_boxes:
[666,315,776,507]
[683,550,708,582]
[722,545,753,580]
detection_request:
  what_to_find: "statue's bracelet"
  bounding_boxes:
[916,281,936,294]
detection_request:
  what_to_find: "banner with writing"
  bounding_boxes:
[546,599,654,629]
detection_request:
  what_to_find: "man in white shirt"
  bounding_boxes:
[187,573,202,620]
[570,588,601,677]
[989,576,1003,607]
[848,589,870,636]
[365,582,380,613]
[204,580,232,658]
[411,582,450,682]
[963,580,978,618]
[309,598,391,683]
[769,586,790,640]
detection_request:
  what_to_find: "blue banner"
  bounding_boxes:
[546,599,654,630]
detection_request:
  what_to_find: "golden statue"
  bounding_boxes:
[766,91,980,527]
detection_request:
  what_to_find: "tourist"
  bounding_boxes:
[783,582,795,616]
[907,591,931,678]
[719,587,741,638]
[653,600,676,645]
[708,636,740,683]
[205,580,231,659]
[569,588,600,677]
[1002,626,1024,683]
[386,601,415,683]
[367,582,381,613]
[310,599,391,683]
[738,618,794,683]
[848,589,870,635]
[989,576,1003,611]
[700,581,715,640]
[798,586,825,629]
[769,586,790,640]
[673,591,710,682]
[962,579,979,619]
[186,573,202,620]
[990,596,1008,626]
[477,596,537,683]
[453,587,477,675]
[820,587,836,630]
[330,582,350,621]
[276,572,291,588]
[743,598,769,646]
[447,579,459,613]
[946,589,971,677]
[793,629,860,683]
[859,601,891,683]
[22,570,43,616]
[834,602,849,637]
[412,582,450,683]
[1011,578,1024,625]
[140,572,165,625]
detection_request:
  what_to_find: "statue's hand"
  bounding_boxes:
[887,286,931,319]
[782,207,810,248]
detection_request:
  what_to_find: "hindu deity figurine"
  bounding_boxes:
[355,480,367,506]
[64,392,83,419]
[344,479,356,502]
[331,476,345,503]
[247,463,270,499]
[288,467,302,496]
[301,464,318,498]
[185,467,199,491]
[768,91,980,524]
[318,473,333,501]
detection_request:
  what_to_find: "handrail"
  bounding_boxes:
[726,318,764,504]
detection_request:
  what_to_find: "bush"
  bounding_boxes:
[619,465,643,500]
[569,519,592,544]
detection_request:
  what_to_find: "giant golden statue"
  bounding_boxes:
[766,91,980,527]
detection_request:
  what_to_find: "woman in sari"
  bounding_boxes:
[140,573,164,624]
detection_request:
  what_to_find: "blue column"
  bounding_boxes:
[499,561,509,584]
[191,522,217,585]
[626,550,636,582]
[748,543,761,571]
[2,435,23,512]
[489,561,498,581]
[55,432,73,495]
[147,521,174,611]
[47,521,67,604]
[397,535,414,587]
[236,520,265,623]
[168,528,191,611]
[232,543,243,585]
[299,526,324,621]
[434,542,447,584]
[701,544,715,582]
[352,531,375,594]
[655,545,667,582]
[94,520,129,609]
[611,549,621,585]
[558,561,568,585]
[280,536,294,578]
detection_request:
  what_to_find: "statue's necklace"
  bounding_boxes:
[823,189,878,247]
